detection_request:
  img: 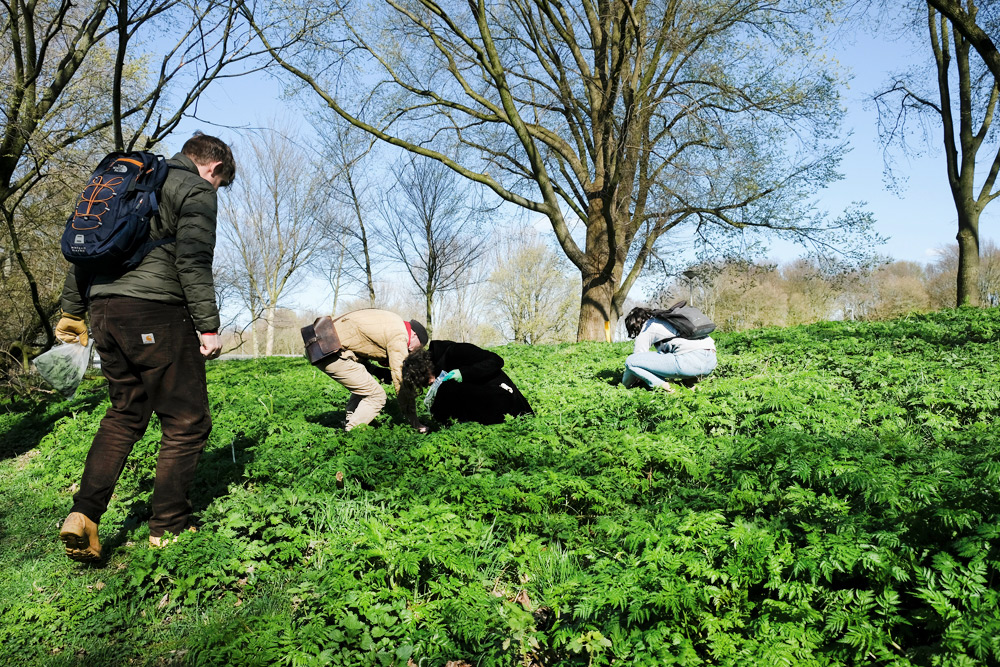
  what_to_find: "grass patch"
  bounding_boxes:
[1,308,999,665]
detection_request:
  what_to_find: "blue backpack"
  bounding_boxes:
[61,151,174,272]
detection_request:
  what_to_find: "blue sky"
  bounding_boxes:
[167,21,997,298]
[804,29,997,265]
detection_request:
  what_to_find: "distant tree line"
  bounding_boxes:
[652,242,1000,332]
[215,238,999,357]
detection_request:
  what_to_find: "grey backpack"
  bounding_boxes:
[651,300,716,339]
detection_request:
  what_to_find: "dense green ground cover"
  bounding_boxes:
[1,309,999,666]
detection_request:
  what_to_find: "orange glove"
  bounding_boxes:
[55,312,88,346]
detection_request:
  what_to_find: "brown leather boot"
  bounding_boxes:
[60,512,102,562]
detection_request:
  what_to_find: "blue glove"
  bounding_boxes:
[424,371,450,408]
[442,369,463,383]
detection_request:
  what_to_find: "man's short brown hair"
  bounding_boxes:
[181,132,236,187]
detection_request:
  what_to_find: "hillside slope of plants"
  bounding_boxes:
[1,309,999,666]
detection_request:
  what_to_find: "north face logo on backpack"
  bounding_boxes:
[74,235,85,244]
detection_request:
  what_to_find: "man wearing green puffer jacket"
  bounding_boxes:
[54,133,235,561]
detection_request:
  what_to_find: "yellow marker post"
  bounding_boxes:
[604,320,611,343]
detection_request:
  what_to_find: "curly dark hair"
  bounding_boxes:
[624,307,655,338]
[402,348,436,390]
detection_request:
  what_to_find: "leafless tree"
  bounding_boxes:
[781,259,841,325]
[377,155,491,334]
[926,240,1000,307]
[314,120,382,308]
[489,229,577,344]
[924,0,1000,84]
[875,1,999,305]
[0,0,279,358]
[433,259,495,344]
[314,210,353,316]
[219,123,321,356]
[242,0,870,340]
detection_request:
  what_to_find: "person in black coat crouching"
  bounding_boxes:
[402,340,534,425]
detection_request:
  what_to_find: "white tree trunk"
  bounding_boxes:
[251,316,260,358]
[265,304,276,356]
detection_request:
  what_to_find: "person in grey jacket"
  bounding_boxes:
[621,306,717,392]
[54,133,235,561]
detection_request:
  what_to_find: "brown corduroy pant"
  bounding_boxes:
[71,297,211,539]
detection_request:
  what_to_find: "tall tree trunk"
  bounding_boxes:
[955,210,981,306]
[425,287,434,337]
[329,242,346,315]
[577,197,624,341]
[930,8,996,307]
[265,304,276,356]
[112,0,128,151]
[251,314,260,358]
[354,205,375,308]
[345,176,377,306]
[358,215,376,306]
[1,204,55,350]
[578,270,619,341]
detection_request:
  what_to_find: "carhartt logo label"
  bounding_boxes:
[141,333,155,344]
[74,234,85,244]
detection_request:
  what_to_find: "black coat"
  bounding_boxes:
[427,340,533,425]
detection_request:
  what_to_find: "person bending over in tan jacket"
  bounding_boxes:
[321,309,429,432]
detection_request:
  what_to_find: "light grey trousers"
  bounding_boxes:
[622,349,717,389]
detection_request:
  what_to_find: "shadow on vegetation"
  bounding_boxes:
[98,433,257,560]
[306,410,347,429]
[595,369,622,385]
[0,390,104,462]
[190,434,257,512]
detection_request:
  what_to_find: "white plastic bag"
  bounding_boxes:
[423,370,450,408]
[33,340,95,398]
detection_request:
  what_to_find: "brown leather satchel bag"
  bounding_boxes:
[301,316,342,366]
